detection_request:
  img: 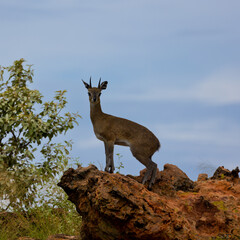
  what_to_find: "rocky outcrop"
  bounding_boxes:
[211,166,240,180]
[58,164,240,240]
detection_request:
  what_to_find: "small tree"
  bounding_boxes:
[0,59,81,210]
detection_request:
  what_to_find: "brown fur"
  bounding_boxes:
[82,79,160,189]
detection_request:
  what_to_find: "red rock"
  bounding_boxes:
[197,173,208,181]
[58,164,240,240]
[212,166,239,180]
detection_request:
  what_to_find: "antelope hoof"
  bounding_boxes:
[105,166,114,173]
[148,182,153,190]
[109,166,115,173]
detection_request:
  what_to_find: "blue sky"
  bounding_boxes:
[1,0,240,180]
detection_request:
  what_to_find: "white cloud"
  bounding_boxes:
[192,69,240,104]
[154,118,240,147]
[108,68,240,105]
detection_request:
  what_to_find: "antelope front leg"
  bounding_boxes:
[104,141,115,173]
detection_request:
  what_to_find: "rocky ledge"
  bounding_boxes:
[58,164,240,240]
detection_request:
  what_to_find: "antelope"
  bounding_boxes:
[82,78,160,189]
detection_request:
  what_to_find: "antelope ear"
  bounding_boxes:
[100,81,108,90]
[82,80,90,89]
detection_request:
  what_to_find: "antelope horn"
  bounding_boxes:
[98,78,101,88]
[89,77,92,88]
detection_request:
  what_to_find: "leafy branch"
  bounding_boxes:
[0,59,81,211]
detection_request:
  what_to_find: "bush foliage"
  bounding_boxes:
[0,59,81,211]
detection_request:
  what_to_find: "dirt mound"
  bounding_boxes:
[58,164,240,240]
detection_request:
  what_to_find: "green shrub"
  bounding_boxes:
[0,59,81,239]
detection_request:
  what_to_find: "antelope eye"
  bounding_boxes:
[88,92,91,96]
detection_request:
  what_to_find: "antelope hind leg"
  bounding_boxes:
[142,161,157,189]
[148,162,157,189]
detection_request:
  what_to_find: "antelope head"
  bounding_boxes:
[82,77,108,104]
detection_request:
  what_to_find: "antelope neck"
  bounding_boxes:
[90,101,104,123]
